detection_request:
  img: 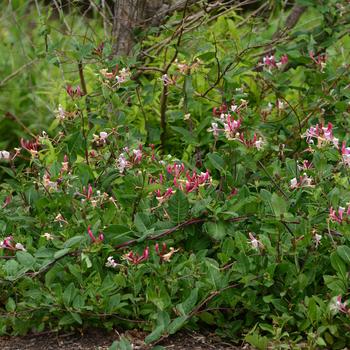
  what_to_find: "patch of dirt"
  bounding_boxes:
[0,328,247,350]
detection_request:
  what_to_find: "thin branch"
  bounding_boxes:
[0,59,38,88]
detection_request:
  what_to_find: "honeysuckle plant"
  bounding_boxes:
[1,1,350,349]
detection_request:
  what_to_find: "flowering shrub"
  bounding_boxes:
[1,1,350,349]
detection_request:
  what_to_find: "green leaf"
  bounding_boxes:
[16,251,35,268]
[54,248,70,259]
[337,246,350,265]
[63,282,76,306]
[271,193,287,217]
[207,153,225,173]
[168,190,189,223]
[134,213,149,233]
[145,325,165,344]
[177,288,198,316]
[167,315,188,335]
[70,312,82,324]
[6,297,16,312]
[330,252,347,278]
[109,337,132,350]
[63,235,84,248]
[245,332,268,350]
[204,221,227,240]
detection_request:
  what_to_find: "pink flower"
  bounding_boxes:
[155,242,179,262]
[248,232,264,251]
[330,295,349,315]
[309,51,327,72]
[342,141,350,166]
[20,138,39,155]
[280,54,288,65]
[66,85,84,99]
[290,174,314,189]
[223,115,241,140]
[133,149,142,163]
[329,206,347,223]
[156,187,175,203]
[117,153,129,173]
[167,163,185,178]
[83,184,93,200]
[263,55,277,68]
[122,247,149,265]
[0,236,26,251]
[87,226,104,243]
[207,122,220,137]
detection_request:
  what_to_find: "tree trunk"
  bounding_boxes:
[112,0,168,56]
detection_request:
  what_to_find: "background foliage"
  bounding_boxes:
[1,1,350,349]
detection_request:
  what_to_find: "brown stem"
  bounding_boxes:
[160,84,168,151]
[115,216,249,250]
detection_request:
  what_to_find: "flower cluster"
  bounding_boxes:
[304,123,350,168]
[310,51,327,72]
[122,247,149,265]
[161,74,176,86]
[342,142,350,167]
[290,173,314,189]
[0,236,26,251]
[262,54,288,70]
[175,58,201,74]
[155,242,179,262]
[169,166,211,193]
[66,85,84,99]
[304,122,338,148]
[121,243,179,266]
[329,205,350,223]
[93,131,108,146]
[116,146,143,173]
[20,138,40,156]
[87,226,104,243]
[208,102,264,149]
[330,296,349,315]
[105,256,118,268]
[43,172,58,192]
[155,187,175,203]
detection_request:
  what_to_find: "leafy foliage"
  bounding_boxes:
[1,1,350,349]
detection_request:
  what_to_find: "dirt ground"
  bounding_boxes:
[0,328,248,350]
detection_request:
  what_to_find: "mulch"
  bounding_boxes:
[0,328,249,350]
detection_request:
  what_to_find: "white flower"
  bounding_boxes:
[314,234,322,248]
[161,74,172,86]
[207,122,219,137]
[105,256,118,268]
[42,232,54,240]
[0,151,10,160]
[56,104,66,120]
[117,153,128,173]
[15,243,26,251]
[116,68,130,84]
[255,137,265,150]
[133,149,142,163]
[277,100,285,109]
[248,232,264,250]
[100,132,108,140]
[290,178,298,189]
[230,104,238,112]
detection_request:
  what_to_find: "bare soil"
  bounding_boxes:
[0,328,247,350]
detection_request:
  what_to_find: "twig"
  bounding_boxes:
[258,160,288,199]
[4,112,35,137]
[160,0,190,151]
[0,59,38,88]
[114,216,249,250]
